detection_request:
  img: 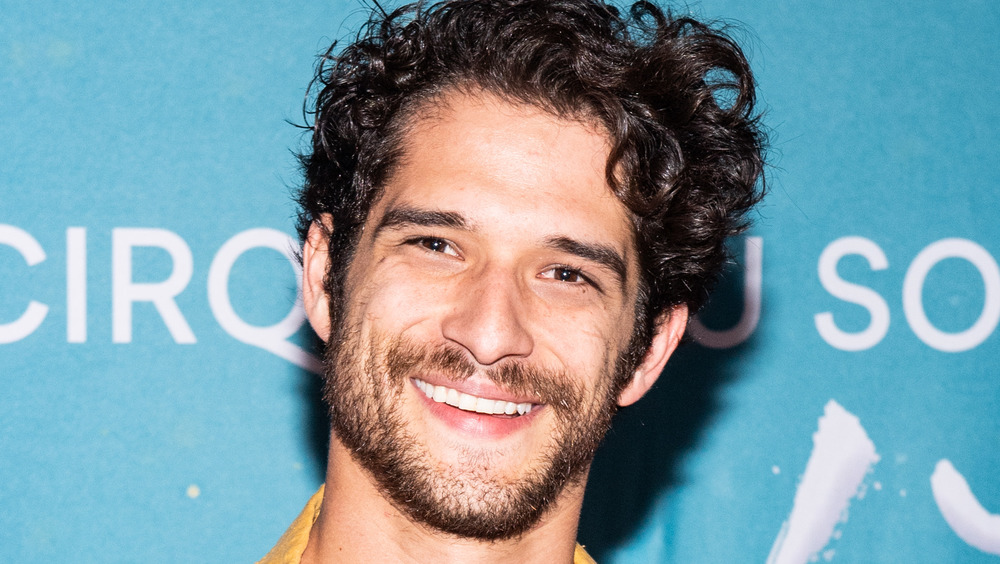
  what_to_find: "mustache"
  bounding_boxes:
[382,336,585,415]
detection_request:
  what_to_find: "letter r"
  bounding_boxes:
[112,228,196,344]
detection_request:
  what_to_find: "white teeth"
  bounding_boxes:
[432,385,447,403]
[414,379,533,416]
[474,397,493,414]
[458,393,477,411]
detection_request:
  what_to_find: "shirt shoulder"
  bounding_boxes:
[257,485,325,564]
[574,543,597,564]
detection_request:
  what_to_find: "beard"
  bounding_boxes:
[320,324,629,540]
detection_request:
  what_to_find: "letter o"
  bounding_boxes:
[903,238,1000,352]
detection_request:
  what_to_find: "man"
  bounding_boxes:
[260,0,765,562]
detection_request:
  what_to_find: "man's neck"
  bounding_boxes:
[299,438,586,564]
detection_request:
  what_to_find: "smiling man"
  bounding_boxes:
[259,1,765,563]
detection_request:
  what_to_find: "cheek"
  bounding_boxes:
[531,306,627,375]
[347,263,451,334]
[528,280,637,351]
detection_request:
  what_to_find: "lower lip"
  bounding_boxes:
[411,379,541,440]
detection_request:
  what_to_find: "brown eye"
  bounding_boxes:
[541,266,589,285]
[413,237,459,256]
[555,268,583,283]
[422,238,446,252]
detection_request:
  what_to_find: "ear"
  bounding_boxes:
[617,305,689,407]
[302,216,333,341]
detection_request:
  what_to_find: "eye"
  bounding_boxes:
[541,266,592,286]
[410,237,459,257]
[553,267,583,283]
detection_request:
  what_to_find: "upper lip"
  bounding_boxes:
[410,375,542,405]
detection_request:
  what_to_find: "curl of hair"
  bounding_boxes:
[298,0,766,354]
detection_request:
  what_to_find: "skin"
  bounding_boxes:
[300,90,688,563]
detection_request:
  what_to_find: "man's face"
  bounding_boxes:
[320,91,648,539]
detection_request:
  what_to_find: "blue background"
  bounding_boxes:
[2,1,998,562]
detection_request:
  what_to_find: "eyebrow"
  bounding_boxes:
[374,205,469,235]
[373,204,629,287]
[545,236,628,287]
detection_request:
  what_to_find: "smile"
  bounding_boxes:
[413,378,536,416]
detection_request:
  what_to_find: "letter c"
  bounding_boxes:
[0,225,49,343]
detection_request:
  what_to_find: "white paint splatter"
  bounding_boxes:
[931,459,1000,555]
[186,484,201,499]
[773,465,782,475]
[767,400,879,564]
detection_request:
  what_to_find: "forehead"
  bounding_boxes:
[375,90,636,260]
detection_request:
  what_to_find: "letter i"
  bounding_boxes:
[67,227,86,342]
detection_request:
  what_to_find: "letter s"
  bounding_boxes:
[814,236,890,351]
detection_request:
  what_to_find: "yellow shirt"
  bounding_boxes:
[257,485,597,564]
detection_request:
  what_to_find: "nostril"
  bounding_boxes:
[439,283,534,365]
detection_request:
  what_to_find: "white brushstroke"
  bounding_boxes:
[931,459,1000,555]
[767,400,880,564]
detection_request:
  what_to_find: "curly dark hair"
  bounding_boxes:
[298,0,766,359]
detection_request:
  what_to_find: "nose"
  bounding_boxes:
[439,268,534,366]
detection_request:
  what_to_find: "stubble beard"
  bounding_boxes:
[321,326,627,541]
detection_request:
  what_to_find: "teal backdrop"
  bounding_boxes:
[2,1,999,562]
